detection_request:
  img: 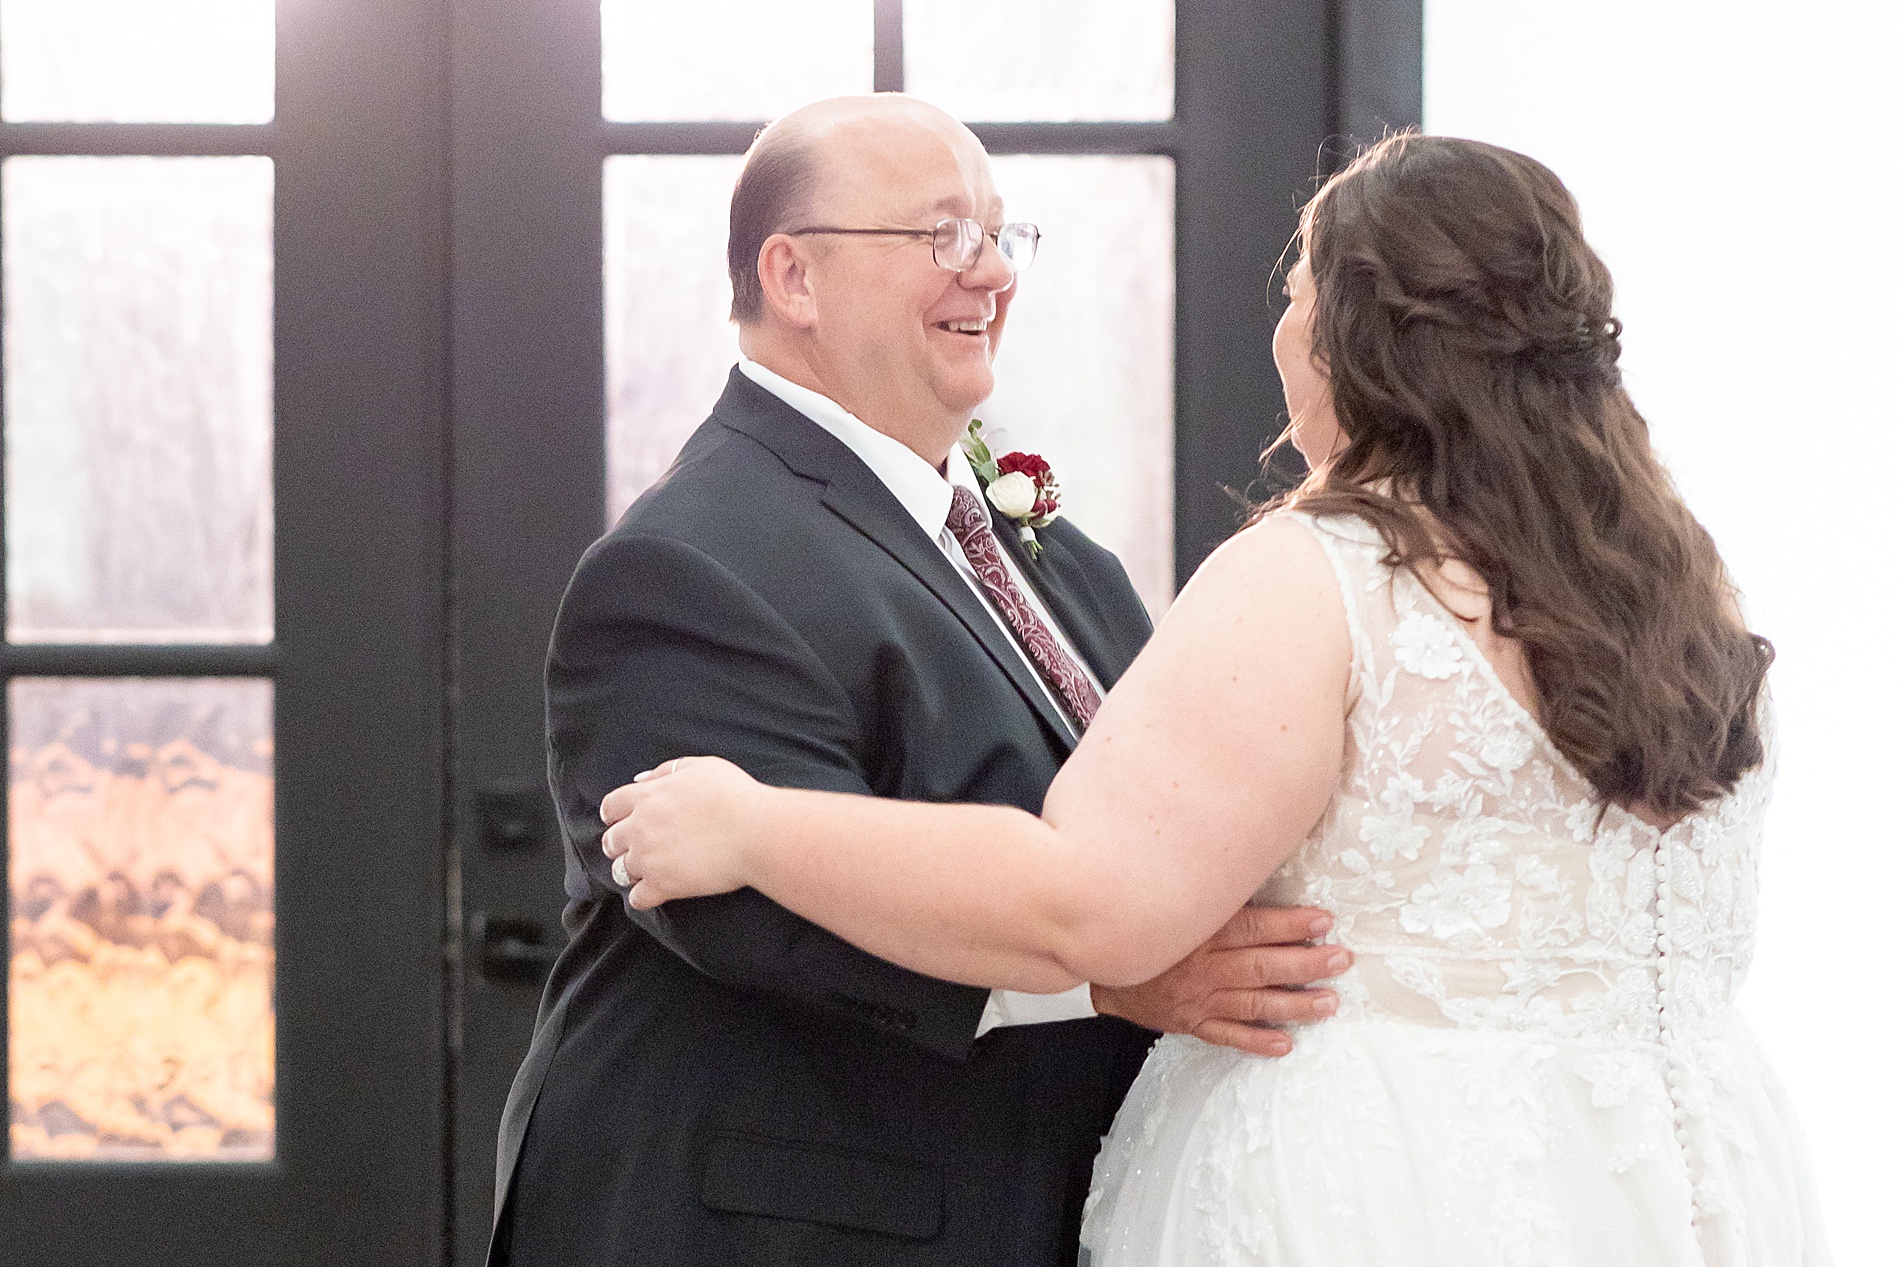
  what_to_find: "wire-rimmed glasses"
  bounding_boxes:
[787,217,1040,276]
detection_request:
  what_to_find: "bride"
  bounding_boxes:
[599,134,1830,1266]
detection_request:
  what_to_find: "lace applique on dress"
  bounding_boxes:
[1079,512,1828,1267]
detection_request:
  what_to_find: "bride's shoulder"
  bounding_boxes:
[1146,508,1353,695]
[1207,506,1360,570]
[1174,509,1347,622]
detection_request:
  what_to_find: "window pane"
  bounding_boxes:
[983,156,1175,615]
[602,0,873,122]
[905,0,1174,122]
[4,156,274,645]
[8,677,274,1163]
[0,0,274,124]
[604,155,744,522]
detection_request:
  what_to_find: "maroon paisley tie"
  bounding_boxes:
[946,485,1102,729]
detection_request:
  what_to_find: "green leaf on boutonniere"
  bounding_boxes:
[960,418,1001,484]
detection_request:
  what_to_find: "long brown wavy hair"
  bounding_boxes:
[1262,133,1771,818]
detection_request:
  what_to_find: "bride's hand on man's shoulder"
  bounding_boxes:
[600,756,760,908]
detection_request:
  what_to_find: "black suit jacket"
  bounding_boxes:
[490,369,1157,1266]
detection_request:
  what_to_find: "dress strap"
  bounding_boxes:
[1284,512,1381,710]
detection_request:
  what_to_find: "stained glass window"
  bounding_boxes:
[8,677,275,1163]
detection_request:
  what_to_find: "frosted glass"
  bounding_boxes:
[0,0,274,124]
[982,156,1175,616]
[8,678,275,1163]
[604,155,745,522]
[601,0,873,122]
[1425,2,1900,1257]
[905,0,1174,122]
[4,156,274,644]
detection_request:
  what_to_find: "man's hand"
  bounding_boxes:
[1090,905,1350,1058]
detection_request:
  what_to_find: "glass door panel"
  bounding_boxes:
[3,124,276,1177]
[3,156,274,644]
[603,155,743,521]
[982,155,1175,615]
[8,677,274,1163]
[0,0,275,124]
[8,0,450,1247]
[600,0,874,122]
[905,0,1175,121]
[2,0,278,1186]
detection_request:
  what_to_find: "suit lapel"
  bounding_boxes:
[820,482,1080,753]
[712,370,1079,751]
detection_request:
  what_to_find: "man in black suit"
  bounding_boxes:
[490,95,1346,1266]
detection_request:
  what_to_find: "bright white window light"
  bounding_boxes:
[1426,3,1900,1261]
[0,0,275,124]
[904,0,1175,122]
[601,0,873,122]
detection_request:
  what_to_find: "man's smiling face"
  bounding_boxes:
[795,108,1019,441]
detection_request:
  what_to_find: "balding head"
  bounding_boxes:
[726,95,987,324]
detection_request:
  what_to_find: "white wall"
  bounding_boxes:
[1425,4,1900,1260]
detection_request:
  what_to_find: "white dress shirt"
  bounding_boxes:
[737,358,1098,1036]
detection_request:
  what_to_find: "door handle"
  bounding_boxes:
[478,780,555,851]
[470,912,562,983]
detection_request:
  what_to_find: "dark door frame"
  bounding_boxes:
[0,0,452,1262]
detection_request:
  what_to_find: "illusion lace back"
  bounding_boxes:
[1080,513,1830,1267]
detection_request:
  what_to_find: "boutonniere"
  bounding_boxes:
[960,419,1063,559]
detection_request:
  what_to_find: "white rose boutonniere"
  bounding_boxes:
[984,470,1040,519]
[959,419,1063,559]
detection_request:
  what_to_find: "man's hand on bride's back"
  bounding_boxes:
[1089,906,1351,1058]
[601,756,761,908]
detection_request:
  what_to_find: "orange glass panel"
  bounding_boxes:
[8,678,273,1163]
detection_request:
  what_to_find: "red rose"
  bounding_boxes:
[996,451,1052,483]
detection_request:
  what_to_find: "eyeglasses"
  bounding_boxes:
[786,217,1040,276]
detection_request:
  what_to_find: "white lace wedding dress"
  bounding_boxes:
[1079,514,1830,1267]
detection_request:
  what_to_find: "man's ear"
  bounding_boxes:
[757,234,819,329]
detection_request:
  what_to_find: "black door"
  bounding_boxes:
[443,3,1365,1263]
[1,0,451,1262]
[0,2,1420,1262]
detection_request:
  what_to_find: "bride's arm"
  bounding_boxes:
[603,515,1350,991]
